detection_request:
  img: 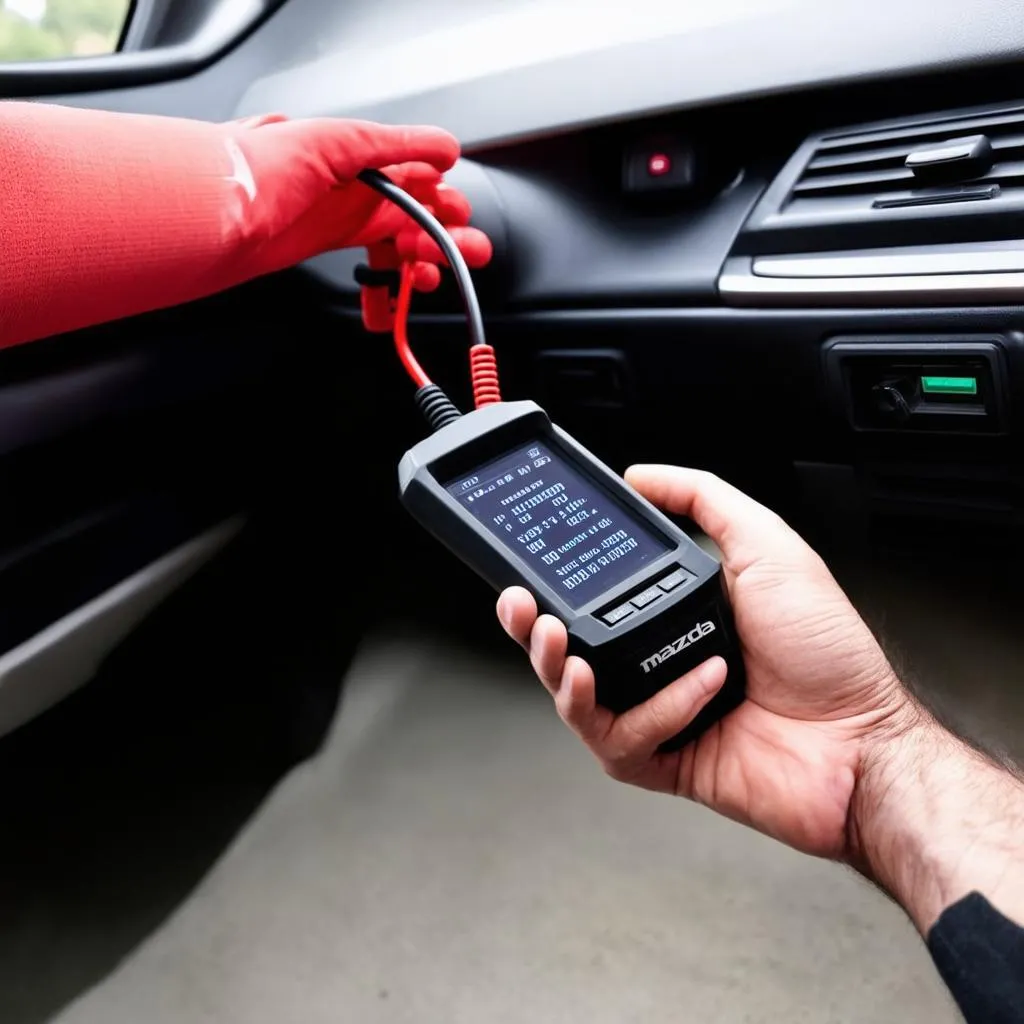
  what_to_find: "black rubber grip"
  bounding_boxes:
[353,263,400,290]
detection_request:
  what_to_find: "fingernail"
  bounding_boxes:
[700,656,727,692]
[529,628,541,660]
[496,595,512,631]
[559,661,574,697]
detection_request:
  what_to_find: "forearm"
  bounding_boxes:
[0,103,254,347]
[0,103,479,349]
[850,707,1024,934]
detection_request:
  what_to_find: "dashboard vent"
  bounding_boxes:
[735,101,1024,256]
[793,111,1023,201]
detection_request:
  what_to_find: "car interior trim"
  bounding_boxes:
[719,256,1024,306]
[0,516,243,738]
[752,242,1024,279]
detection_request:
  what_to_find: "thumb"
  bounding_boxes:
[625,465,787,560]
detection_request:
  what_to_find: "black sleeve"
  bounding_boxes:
[927,892,1024,1023]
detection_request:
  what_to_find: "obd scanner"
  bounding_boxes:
[398,400,744,748]
[357,169,746,748]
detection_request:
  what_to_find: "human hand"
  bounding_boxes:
[0,104,492,349]
[227,114,492,315]
[496,466,912,860]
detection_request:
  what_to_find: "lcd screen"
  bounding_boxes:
[445,440,669,609]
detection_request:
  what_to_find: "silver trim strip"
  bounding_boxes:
[0,517,244,738]
[719,256,1024,306]
[753,247,1024,279]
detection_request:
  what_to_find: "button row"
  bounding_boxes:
[602,603,635,626]
[631,585,662,609]
[600,567,697,625]
[658,568,692,593]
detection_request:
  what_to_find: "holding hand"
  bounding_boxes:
[497,465,909,859]
[0,105,492,347]
[227,114,493,300]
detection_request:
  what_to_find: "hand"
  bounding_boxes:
[496,466,912,860]
[0,104,493,348]
[231,114,493,296]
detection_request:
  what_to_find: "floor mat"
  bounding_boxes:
[50,632,960,1024]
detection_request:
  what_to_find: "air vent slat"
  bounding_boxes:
[793,167,914,197]
[786,108,1024,207]
[794,159,1024,199]
[736,100,1024,259]
[807,144,915,173]
[978,159,1024,185]
[806,133,1024,176]
[816,109,1024,153]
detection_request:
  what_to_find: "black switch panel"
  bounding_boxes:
[823,337,1009,435]
[622,135,698,193]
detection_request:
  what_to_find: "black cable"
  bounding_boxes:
[357,169,486,352]
[414,383,462,432]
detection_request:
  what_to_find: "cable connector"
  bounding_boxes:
[469,344,502,408]
[415,384,462,433]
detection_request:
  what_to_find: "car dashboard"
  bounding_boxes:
[3,0,1024,738]
[294,52,1024,561]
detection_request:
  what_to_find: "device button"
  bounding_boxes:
[631,586,663,610]
[659,568,696,593]
[602,603,635,626]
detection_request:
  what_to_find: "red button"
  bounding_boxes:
[647,152,671,177]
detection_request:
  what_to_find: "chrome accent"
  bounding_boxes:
[720,249,1024,306]
[753,246,1024,278]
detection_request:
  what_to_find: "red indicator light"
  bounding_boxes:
[647,152,671,177]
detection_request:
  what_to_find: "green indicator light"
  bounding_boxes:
[920,375,978,396]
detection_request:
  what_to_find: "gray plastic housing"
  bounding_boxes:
[398,400,745,747]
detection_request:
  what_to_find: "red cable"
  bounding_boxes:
[394,260,501,407]
[393,263,431,389]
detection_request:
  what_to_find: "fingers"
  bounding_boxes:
[322,119,461,177]
[496,587,537,648]
[376,161,444,190]
[358,223,481,332]
[496,586,730,786]
[409,262,441,292]
[553,655,728,785]
[495,589,567,696]
[356,163,493,271]
[624,465,788,566]
[361,171,492,290]
[553,656,613,748]
[396,224,493,269]
[495,590,613,736]
[381,173,472,226]
[528,615,568,694]
[596,657,727,779]
[430,184,473,226]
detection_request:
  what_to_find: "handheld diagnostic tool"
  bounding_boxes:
[399,401,745,748]
[357,169,746,748]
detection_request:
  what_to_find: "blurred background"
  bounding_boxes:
[0,0,129,60]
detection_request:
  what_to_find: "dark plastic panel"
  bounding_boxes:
[490,168,766,308]
[304,160,767,309]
